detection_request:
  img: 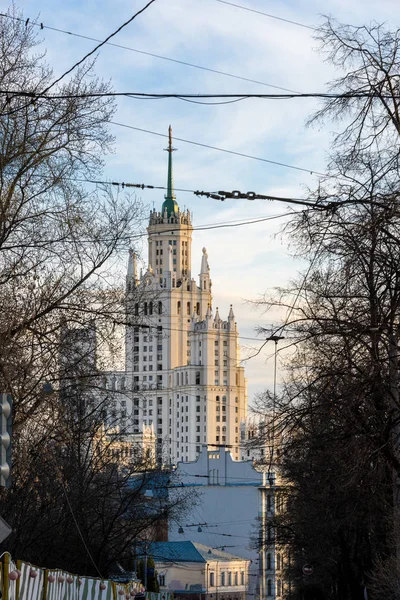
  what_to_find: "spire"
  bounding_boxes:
[127,249,139,285]
[162,125,179,218]
[214,307,221,323]
[228,304,235,320]
[201,247,209,274]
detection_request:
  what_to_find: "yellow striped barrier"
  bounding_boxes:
[0,554,142,600]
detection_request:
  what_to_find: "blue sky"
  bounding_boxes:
[11,0,400,402]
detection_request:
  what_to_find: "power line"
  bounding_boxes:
[110,122,328,177]
[2,90,396,101]
[215,0,316,31]
[2,0,158,116]
[0,12,299,94]
[45,0,158,93]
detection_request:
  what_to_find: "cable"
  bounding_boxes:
[60,480,103,578]
[2,90,396,101]
[2,0,158,116]
[43,0,158,93]
[0,12,300,95]
[215,0,316,31]
[110,122,327,176]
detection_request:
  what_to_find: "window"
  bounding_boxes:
[228,572,232,586]
[159,575,165,587]
[196,371,200,385]
[158,301,163,315]
[221,572,225,586]
[187,302,191,315]
[267,553,271,570]
[267,580,272,596]
[234,572,238,586]
[240,572,244,585]
[177,301,181,315]
[277,553,281,570]
[277,580,282,597]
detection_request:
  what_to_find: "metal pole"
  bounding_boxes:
[144,546,148,593]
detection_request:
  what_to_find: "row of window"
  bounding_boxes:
[155,239,188,247]
[209,571,245,587]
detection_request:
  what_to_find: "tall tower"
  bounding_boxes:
[119,127,247,464]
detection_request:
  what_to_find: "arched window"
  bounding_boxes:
[196,302,200,315]
[216,426,220,432]
[196,371,200,385]
[222,395,226,403]
[266,553,271,570]
[177,301,181,315]
[158,301,163,315]
[216,395,220,402]
[187,301,191,315]
[267,580,272,596]
[144,302,148,315]
[149,302,153,315]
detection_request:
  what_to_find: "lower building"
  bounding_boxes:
[168,446,282,599]
[149,541,249,600]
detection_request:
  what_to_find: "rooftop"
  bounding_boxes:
[148,541,247,564]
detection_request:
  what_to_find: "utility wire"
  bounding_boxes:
[215,0,316,31]
[60,480,103,578]
[43,0,158,93]
[0,12,300,94]
[111,122,328,177]
[1,90,396,100]
[2,0,158,116]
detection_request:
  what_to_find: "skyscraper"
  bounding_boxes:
[110,127,247,463]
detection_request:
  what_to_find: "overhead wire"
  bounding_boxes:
[1,0,158,116]
[0,12,300,95]
[110,122,328,177]
[214,0,316,31]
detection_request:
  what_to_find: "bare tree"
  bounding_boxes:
[0,6,145,426]
[253,18,400,600]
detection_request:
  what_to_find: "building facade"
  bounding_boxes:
[168,446,283,599]
[106,127,247,463]
[149,541,249,600]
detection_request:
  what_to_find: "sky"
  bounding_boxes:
[10,0,400,403]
